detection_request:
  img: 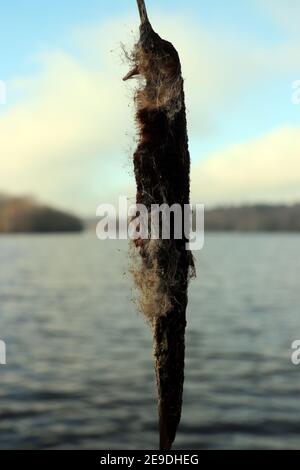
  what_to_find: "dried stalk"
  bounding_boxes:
[124,0,194,450]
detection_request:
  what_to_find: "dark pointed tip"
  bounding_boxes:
[160,434,173,451]
[136,0,150,25]
[159,408,175,451]
[122,66,140,82]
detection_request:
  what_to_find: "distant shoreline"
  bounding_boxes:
[202,204,300,232]
[86,203,300,234]
[1,198,300,234]
[0,195,83,234]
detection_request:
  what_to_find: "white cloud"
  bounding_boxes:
[0,47,135,213]
[192,127,300,205]
[0,11,299,214]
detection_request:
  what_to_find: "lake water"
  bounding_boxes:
[0,233,299,450]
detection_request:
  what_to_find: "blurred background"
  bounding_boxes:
[0,0,300,450]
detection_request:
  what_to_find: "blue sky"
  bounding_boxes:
[0,0,287,77]
[0,0,299,213]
